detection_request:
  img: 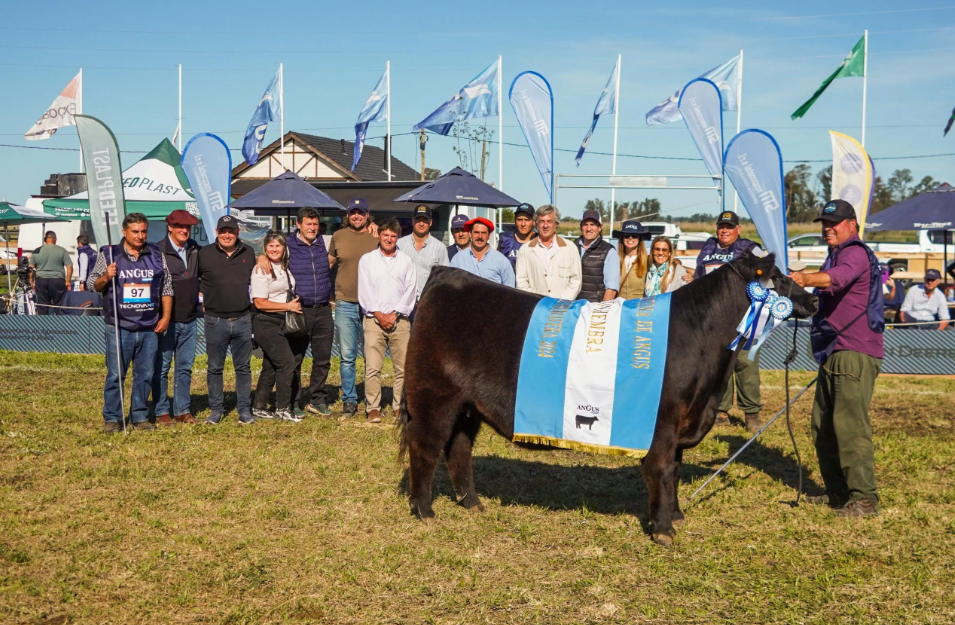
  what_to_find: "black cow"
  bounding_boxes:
[575,415,599,430]
[399,252,817,545]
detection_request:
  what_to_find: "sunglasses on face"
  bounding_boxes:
[652,247,669,253]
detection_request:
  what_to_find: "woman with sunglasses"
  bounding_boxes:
[645,235,690,296]
[612,221,652,299]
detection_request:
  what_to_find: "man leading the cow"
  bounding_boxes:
[790,199,884,518]
[575,209,620,302]
[694,211,764,432]
[397,204,448,300]
[516,205,582,299]
[450,217,515,287]
[498,203,537,268]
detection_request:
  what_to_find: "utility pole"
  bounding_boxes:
[480,138,487,181]
[419,130,427,181]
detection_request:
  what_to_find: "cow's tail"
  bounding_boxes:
[397,391,410,463]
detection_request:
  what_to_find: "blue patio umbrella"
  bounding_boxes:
[227,170,346,215]
[393,167,521,207]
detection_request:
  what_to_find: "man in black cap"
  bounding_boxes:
[498,203,537,268]
[695,211,764,432]
[900,268,950,330]
[198,214,256,425]
[152,209,202,426]
[575,208,619,302]
[789,199,885,517]
[397,204,448,300]
[447,214,470,261]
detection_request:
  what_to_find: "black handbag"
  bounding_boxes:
[281,289,308,339]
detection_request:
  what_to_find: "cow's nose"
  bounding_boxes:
[810,296,819,311]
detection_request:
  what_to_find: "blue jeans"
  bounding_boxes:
[205,313,253,420]
[334,301,363,404]
[104,326,159,424]
[152,319,198,417]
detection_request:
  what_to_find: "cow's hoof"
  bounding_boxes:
[651,533,674,547]
[411,504,436,521]
[457,495,485,512]
[672,518,686,528]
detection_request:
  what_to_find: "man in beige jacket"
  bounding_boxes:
[515,205,582,300]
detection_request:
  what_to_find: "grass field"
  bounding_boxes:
[2,350,954,623]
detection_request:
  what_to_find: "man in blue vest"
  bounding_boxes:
[87,213,173,434]
[255,206,335,417]
[575,209,619,302]
[694,211,764,432]
[498,203,537,268]
[152,209,202,426]
[75,234,97,291]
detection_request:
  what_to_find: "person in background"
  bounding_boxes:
[328,198,380,417]
[30,230,72,314]
[516,205,582,299]
[900,269,950,330]
[645,235,690,296]
[450,217,515,287]
[575,209,619,302]
[397,204,448,299]
[880,263,905,319]
[612,221,651,299]
[198,214,256,425]
[87,213,173,433]
[357,219,416,424]
[446,214,470,261]
[75,234,96,292]
[152,209,202,426]
[251,232,303,422]
[319,222,332,250]
[695,211,764,432]
[498,203,537,268]
[789,199,885,517]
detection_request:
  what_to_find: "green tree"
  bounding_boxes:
[910,175,936,197]
[630,198,661,220]
[816,165,832,203]
[887,168,913,203]
[584,198,609,223]
[870,176,894,213]
[784,164,819,222]
[424,167,441,181]
[451,122,495,180]
[500,208,515,223]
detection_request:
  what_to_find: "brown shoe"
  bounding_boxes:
[745,413,761,433]
[835,499,878,518]
[103,421,122,435]
[156,414,174,427]
[133,421,156,431]
[715,411,730,425]
[173,413,196,424]
[367,409,382,424]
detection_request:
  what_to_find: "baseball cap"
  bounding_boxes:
[581,209,601,225]
[515,203,535,218]
[716,211,740,227]
[925,268,942,282]
[165,209,199,226]
[814,199,857,223]
[413,205,432,219]
[347,197,369,213]
[216,214,239,231]
[450,214,468,230]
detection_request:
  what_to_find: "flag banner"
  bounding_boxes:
[792,35,865,120]
[513,295,672,457]
[352,69,389,171]
[678,78,724,178]
[509,71,554,201]
[829,131,875,237]
[944,106,955,136]
[723,129,787,272]
[75,115,124,247]
[413,60,499,136]
[646,56,739,126]
[242,69,282,165]
[575,59,618,165]
[25,71,82,140]
[182,133,232,243]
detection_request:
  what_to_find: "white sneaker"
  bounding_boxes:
[276,408,302,423]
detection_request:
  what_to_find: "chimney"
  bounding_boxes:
[340,139,346,154]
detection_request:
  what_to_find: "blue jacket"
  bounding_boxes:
[286,231,331,306]
[498,231,536,268]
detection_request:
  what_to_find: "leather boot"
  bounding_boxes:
[745,413,761,433]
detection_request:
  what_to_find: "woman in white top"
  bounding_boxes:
[251,232,302,422]
[645,235,689,296]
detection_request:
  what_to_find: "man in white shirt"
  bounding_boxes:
[358,219,417,423]
[515,205,582,299]
[396,204,448,299]
[900,269,950,330]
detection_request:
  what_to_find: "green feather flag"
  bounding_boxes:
[792,36,865,120]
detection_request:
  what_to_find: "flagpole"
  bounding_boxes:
[78,68,84,173]
[178,64,182,152]
[280,63,285,170]
[861,30,868,148]
[610,54,621,225]
[498,54,503,233]
[733,50,743,213]
[386,61,392,182]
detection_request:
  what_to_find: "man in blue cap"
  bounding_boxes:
[447,214,470,261]
[498,203,537,268]
[900,268,950,330]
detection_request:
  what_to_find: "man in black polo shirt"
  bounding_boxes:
[198,214,256,425]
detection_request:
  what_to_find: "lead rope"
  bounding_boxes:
[784,317,802,506]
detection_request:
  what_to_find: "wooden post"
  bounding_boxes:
[419,130,426,181]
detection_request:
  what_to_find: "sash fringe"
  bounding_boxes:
[512,433,649,458]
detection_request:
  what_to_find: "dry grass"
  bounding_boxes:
[1,351,954,624]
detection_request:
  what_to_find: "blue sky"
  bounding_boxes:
[2,0,954,220]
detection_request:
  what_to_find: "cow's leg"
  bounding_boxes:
[406,395,460,520]
[445,412,484,511]
[643,442,678,546]
[670,448,685,528]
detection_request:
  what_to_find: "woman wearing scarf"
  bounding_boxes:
[645,235,689,296]
[613,221,652,300]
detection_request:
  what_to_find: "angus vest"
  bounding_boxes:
[100,243,165,331]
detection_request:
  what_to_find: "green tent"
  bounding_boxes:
[42,138,200,220]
